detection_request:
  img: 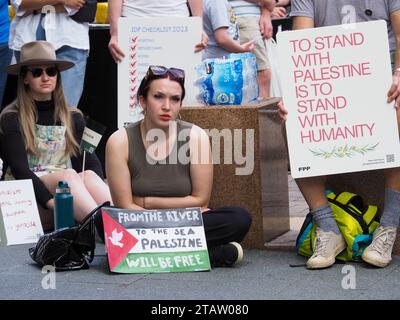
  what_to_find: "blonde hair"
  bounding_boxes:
[0,69,81,158]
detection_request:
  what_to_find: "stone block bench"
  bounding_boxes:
[181,98,290,249]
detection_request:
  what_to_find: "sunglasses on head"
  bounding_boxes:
[27,66,58,78]
[145,65,185,82]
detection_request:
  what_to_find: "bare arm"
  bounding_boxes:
[214,27,254,53]
[187,0,203,18]
[187,0,209,53]
[18,0,84,11]
[388,10,400,107]
[144,126,213,211]
[244,0,276,11]
[260,5,273,39]
[105,129,144,210]
[270,1,290,19]
[108,0,123,38]
[276,0,290,7]
[18,0,62,11]
[292,16,314,30]
[108,0,125,63]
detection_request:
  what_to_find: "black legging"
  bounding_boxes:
[202,206,252,248]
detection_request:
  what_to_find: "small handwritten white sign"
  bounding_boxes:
[0,180,44,245]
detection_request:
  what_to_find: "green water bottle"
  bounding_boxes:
[54,181,74,230]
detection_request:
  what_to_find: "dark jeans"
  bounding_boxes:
[0,43,12,109]
[203,206,252,248]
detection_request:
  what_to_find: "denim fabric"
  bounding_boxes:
[0,44,12,109]
[56,45,88,107]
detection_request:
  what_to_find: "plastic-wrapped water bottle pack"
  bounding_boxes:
[196,53,259,105]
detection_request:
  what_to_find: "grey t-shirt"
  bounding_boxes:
[203,0,240,59]
[290,0,400,52]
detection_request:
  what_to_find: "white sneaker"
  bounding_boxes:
[306,229,346,269]
[362,226,397,268]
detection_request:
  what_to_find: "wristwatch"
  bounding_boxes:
[394,67,400,73]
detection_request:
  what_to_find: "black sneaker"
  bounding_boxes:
[209,242,243,267]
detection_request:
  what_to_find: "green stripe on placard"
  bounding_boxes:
[112,250,211,273]
[81,140,96,154]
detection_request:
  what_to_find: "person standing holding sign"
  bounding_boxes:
[0,41,112,223]
[106,65,252,267]
[278,0,400,269]
[108,0,208,63]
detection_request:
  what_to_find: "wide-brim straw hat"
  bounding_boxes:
[6,41,74,75]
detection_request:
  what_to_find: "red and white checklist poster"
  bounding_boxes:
[117,17,202,128]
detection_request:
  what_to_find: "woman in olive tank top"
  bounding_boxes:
[106,66,252,267]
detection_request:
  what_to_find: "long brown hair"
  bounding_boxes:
[0,68,81,158]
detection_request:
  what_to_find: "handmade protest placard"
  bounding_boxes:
[118,17,202,128]
[0,180,43,246]
[102,207,211,273]
[277,20,400,178]
[80,118,106,155]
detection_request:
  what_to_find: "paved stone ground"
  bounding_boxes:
[288,174,309,219]
[0,243,399,300]
[1,173,399,300]
[265,174,307,249]
[288,173,309,230]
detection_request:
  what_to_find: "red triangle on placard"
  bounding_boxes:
[102,209,139,271]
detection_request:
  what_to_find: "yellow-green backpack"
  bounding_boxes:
[296,191,380,261]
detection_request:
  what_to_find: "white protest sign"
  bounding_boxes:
[101,207,210,273]
[277,20,400,178]
[118,17,203,128]
[0,180,43,246]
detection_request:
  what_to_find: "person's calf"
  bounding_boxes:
[380,188,400,228]
[311,204,341,234]
[257,69,270,99]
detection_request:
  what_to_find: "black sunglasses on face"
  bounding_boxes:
[145,65,185,82]
[27,67,58,78]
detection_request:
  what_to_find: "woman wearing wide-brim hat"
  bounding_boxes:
[0,41,112,225]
